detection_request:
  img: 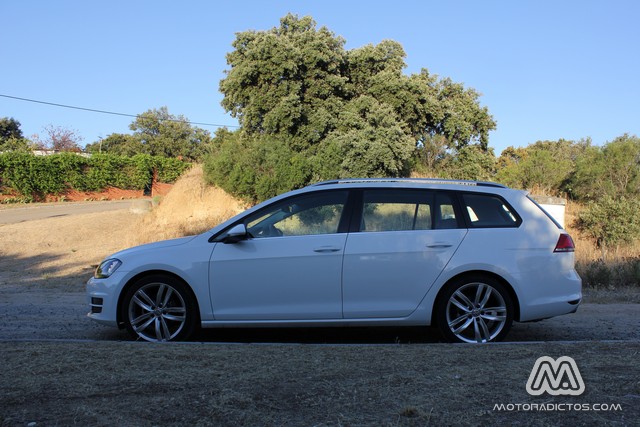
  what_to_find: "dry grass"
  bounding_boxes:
[1,341,637,426]
[0,210,139,289]
[128,165,246,246]
[409,171,438,179]
[1,170,638,426]
[0,165,245,290]
[563,200,640,293]
[2,165,637,296]
[564,200,640,263]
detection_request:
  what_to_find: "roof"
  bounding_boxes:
[311,178,507,189]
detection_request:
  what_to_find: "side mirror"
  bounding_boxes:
[222,224,248,244]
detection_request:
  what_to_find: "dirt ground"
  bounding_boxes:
[1,341,638,426]
[1,200,639,425]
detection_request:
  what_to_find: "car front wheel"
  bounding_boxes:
[436,275,513,343]
[122,274,198,342]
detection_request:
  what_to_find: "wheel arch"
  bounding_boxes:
[431,270,521,325]
[116,269,201,329]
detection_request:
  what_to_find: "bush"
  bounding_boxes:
[154,156,190,183]
[577,258,640,289]
[0,152,189,200]
[575,196,640,259]
[0,152,67,196]
[204,133,310,203]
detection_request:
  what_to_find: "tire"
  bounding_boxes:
[436,274,513,343]
[121,274,198,342]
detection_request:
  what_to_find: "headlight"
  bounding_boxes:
[94,258,122,278]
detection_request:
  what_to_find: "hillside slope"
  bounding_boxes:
[130,165,246,245]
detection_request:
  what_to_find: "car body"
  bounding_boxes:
[87,178,582,343]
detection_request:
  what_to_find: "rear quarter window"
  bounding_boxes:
[461,193,521,228]
[526,195,563,229]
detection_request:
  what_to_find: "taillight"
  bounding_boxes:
[554,233,575,253]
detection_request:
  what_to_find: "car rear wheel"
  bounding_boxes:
[436,275,513,343]
[122,275,198,342]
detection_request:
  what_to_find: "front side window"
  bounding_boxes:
[461,193,521,228]
[245,191,348,238]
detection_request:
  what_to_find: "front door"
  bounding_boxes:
[209,190,349,320]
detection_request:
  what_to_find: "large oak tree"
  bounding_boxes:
[212,14,496,200]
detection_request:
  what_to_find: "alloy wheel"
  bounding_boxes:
[445,282,508,343]
[128,282,187,342]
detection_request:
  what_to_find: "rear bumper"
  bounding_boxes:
[519,285,582,322]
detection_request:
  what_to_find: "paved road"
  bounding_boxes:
[0,200,149,224]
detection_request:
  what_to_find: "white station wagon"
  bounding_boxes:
[87,179,582,343]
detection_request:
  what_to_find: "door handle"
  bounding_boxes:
[426,244,452,249]
[313,246,341,253]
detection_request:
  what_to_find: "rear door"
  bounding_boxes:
[342,190,467,318]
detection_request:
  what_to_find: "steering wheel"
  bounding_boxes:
[253,224,283,237]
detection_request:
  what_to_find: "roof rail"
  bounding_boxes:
[311,178,507,188]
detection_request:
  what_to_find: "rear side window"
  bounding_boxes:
[359,190,464,232]
[361,190,433,232]
[461,193,521,228]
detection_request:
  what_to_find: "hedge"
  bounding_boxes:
[0,152,189,200]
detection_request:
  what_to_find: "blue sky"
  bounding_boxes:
[1,1,638,154]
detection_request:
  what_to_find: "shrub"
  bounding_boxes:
[204,133,310,203]
[154,156,190,183]
[0,152,189,200]
[577,258,640,289]
[575,196,640,259]
[0,152,66,197]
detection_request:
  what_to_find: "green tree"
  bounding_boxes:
[212,14,496,201]
[85,133,143,156]
[315,96,413,179]
[129,107,213,160]
[205,129,310,203]
[0,136,31,152]
[220,14,347,150]
[86,107,212,161]
[0,117,32,152]
[439,145,496,181]
[411,134,448,175]
[496,139,588,194]
[424,73,496,150]
[569,134,640,201]
[576,196,640,259]
[0,117,23,141]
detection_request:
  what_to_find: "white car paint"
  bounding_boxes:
[87,179,582,342]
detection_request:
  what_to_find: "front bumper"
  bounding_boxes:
[86,272,128,328]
